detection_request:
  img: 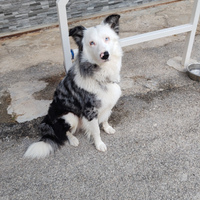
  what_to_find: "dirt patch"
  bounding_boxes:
[134,88,172,103]
[0,117,42,141]
[33,72,66,100]
[0,92,15,124]
[135,92,155,103]
[130,75,147,81]
[109,96,133,126]
[158,81,176,91]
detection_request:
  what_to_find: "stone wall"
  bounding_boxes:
[0,0,161,34]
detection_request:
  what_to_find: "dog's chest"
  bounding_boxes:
[97,83,121,109]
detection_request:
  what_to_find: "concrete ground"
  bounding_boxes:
[1,0,200,199]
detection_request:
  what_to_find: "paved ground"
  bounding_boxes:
[1,0,200,199]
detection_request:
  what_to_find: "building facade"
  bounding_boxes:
[0,0,160,34]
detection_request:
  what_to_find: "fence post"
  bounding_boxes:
[56,0,71,72]
[181,0,200,67]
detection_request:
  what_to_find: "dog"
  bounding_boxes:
[24,14,123,159]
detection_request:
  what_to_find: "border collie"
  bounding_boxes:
[24,14,123,158]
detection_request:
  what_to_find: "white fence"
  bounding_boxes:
[56,0,200,72]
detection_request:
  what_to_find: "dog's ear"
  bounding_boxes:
[69,26,86,48]
[102,14,120,35]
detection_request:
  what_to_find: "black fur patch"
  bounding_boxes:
[69,26,86,50]
[40,116,70,147]
[47,66,101,123]
[103,14,120,35]
[79,61,100,78]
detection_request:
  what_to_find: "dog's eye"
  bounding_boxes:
[90,41,95,46]
[105,37,110,42]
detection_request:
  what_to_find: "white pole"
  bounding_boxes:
[56,0,71,72]
[181,0,200,67]
[120,24,193,47]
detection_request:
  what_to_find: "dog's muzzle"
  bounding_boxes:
[100,51,109,61]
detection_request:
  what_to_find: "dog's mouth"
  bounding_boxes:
[102,58,109,62]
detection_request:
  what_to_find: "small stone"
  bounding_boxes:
[181,173,188,182]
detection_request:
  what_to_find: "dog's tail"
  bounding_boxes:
[24,115,70,159]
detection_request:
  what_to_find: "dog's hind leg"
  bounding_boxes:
[62,113,79,147]
[82,117,107,152]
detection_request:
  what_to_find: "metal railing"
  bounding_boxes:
[56,0,200,72]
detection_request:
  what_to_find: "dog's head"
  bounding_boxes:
[69,14,120,65]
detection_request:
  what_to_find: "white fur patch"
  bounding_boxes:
[24,141,53,159]
[62,112,79,133]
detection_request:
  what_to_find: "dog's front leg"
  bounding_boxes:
[82,117,107,152]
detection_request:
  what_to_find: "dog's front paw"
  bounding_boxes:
[96,141,107,152]
[104,125,116,134]
[102,122,116,134]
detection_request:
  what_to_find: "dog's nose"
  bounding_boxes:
[100,51,109,60]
